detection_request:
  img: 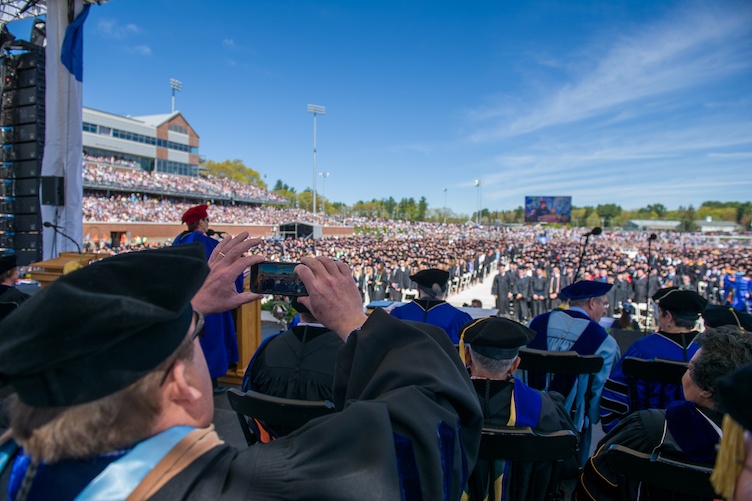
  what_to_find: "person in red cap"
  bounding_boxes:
[174,204,240,393]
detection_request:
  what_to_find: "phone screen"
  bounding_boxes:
[250,262,307,296]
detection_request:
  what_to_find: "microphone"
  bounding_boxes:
[43,221,81,254]
[648,233,657,241]
[574,227,602,281]
[206,229,226,237]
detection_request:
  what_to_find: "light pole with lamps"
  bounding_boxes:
[443,187,447,224]
[319,172,330,213]
[307,104,326,213]
[170,78,182,112]
[474,179,482,225]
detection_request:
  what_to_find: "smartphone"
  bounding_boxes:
[249,261,308,296]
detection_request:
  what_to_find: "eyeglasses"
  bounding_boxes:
[159,310,205,386]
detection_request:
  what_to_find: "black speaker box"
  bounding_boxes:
[15,177,38,196]
[14,195,39,214]
[41,176,63,205]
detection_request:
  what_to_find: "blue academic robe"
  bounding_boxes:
[173,231,241,378]
[600,331,699,432]
[390,299,472,344]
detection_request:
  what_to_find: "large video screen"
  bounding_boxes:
[524,196,572,223]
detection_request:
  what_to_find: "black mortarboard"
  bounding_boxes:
[0,243,209,407]
[0,253,17,274]
[715,363,752,431]
[652,287,707,319]
[461,317,536,360]
[702,304,752,332]
[560,280,612,300]
[410,269,450,292]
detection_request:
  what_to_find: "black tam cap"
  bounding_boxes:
[560,280,612,300]
[0,243,209,407]
[716,363,752,431]
[461,317,536,360]
[0,253,17,274]
[702,304,752,332]
[652,287,707,319]
[410,269,450,292]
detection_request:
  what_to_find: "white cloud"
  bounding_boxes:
[223,38,237,49]
[467,3,752,141]
[127,45,152,56]
[97,19,141,39]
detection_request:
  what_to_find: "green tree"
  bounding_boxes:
[585,211,601,228]
[596,204,622,227]
[645,203,667,218]
[202,159,266,188]
[679,205,697,232]
[417,196,428,221]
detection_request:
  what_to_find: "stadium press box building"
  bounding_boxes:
[82,107,201,177]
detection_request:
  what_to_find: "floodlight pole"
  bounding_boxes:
[319,172,329,215]
[443,188,447,224]
[307,104,326,214]
[170,79,182,113]
[474,179,481,225]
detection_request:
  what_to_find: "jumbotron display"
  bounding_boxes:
[524,196,572,223]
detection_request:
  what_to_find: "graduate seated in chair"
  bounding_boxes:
[241,296,343,439]
[461,317,578,501]
[600,288,707,432]
[576,325,752,501]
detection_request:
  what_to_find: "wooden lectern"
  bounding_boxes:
[28,252,101,288]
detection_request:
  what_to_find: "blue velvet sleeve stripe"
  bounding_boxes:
[438,421,455,501]
[394,432,422,501]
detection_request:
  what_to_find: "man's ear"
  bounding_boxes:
[510,356,522,373]
[168,361,202,404]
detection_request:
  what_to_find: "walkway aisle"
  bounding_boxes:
[446,270,499,311]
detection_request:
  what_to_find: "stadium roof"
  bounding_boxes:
[132,111,183,127]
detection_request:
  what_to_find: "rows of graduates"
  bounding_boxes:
[242,260,752,500]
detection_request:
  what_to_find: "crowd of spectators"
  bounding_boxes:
[83,194,342,226]
[83,157,287,204]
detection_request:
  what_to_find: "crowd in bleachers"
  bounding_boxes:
[83,157,288,204]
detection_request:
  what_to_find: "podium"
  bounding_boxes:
[28,252,101,288]
[220,300,263,385]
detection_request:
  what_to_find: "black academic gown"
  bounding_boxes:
[153,309,484,500]
[244,324,343,403]
[576,401,723,501]
[465,378,577,501]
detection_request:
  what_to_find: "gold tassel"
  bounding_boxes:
[711,414,745,500]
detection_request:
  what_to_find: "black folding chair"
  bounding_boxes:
[621,357,688,412]
[517,348,604,417]
[476,426,578,501]
[606,444,720,501]
[226,388,337,446]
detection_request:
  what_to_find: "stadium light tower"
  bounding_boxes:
[170,78,182,112]
[443,187,447,224]
[307,104,326,214]
[474,179,482,225]
[319,171,330,207]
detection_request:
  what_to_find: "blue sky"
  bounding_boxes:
[13,0,752,216]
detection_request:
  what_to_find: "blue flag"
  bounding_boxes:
[60,4,90,82]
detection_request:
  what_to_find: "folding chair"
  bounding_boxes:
[517,348,604,463]
[475,426,578,501]
[621,357,688,412]
[606,444,720,501]
[226,388,337,446]
[402,288,418,301]
[517,348,604,410]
